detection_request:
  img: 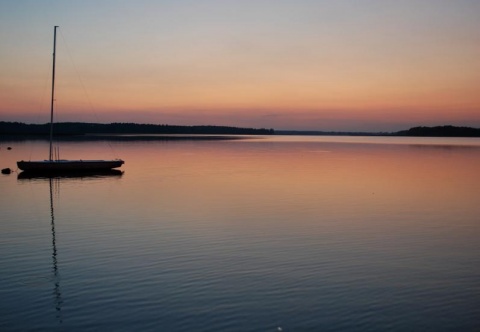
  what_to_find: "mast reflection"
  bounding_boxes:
[17,170,123,324]
[49,177,63,323]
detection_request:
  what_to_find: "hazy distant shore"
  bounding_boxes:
[277,125,480,137]
[1,122,480,139]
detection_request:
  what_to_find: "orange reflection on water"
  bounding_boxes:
[112,139,480,237]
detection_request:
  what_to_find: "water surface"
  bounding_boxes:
[1,136,479,331]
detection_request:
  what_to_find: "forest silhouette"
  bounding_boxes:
[1,122,480,138]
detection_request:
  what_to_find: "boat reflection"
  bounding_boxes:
[17,169,122,325]
[17,169,124,180]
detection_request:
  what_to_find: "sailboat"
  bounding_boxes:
[17,26,124,173]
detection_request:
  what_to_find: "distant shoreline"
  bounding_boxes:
[0,122,273,136]
[277,125,480,137]
[1,122,480,138]
[0,133,251,142]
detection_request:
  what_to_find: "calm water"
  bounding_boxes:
[1,136,479,331]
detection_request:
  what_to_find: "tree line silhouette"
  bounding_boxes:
[395,125,480,137]
[1,122,479,137]
[0,122,274,136]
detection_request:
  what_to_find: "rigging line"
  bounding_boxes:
[57,29,119,158]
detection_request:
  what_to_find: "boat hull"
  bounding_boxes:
[17,159,124,172]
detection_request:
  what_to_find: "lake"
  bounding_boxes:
[1,135,480,331]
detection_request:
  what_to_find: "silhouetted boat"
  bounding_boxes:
[17,159,124,172]
[17,26,124,173]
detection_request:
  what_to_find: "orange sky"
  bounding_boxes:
[1,1,479,131]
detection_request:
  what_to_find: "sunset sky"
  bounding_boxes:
[1,0,479,131]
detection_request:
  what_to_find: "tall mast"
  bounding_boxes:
[49,26,59,161]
